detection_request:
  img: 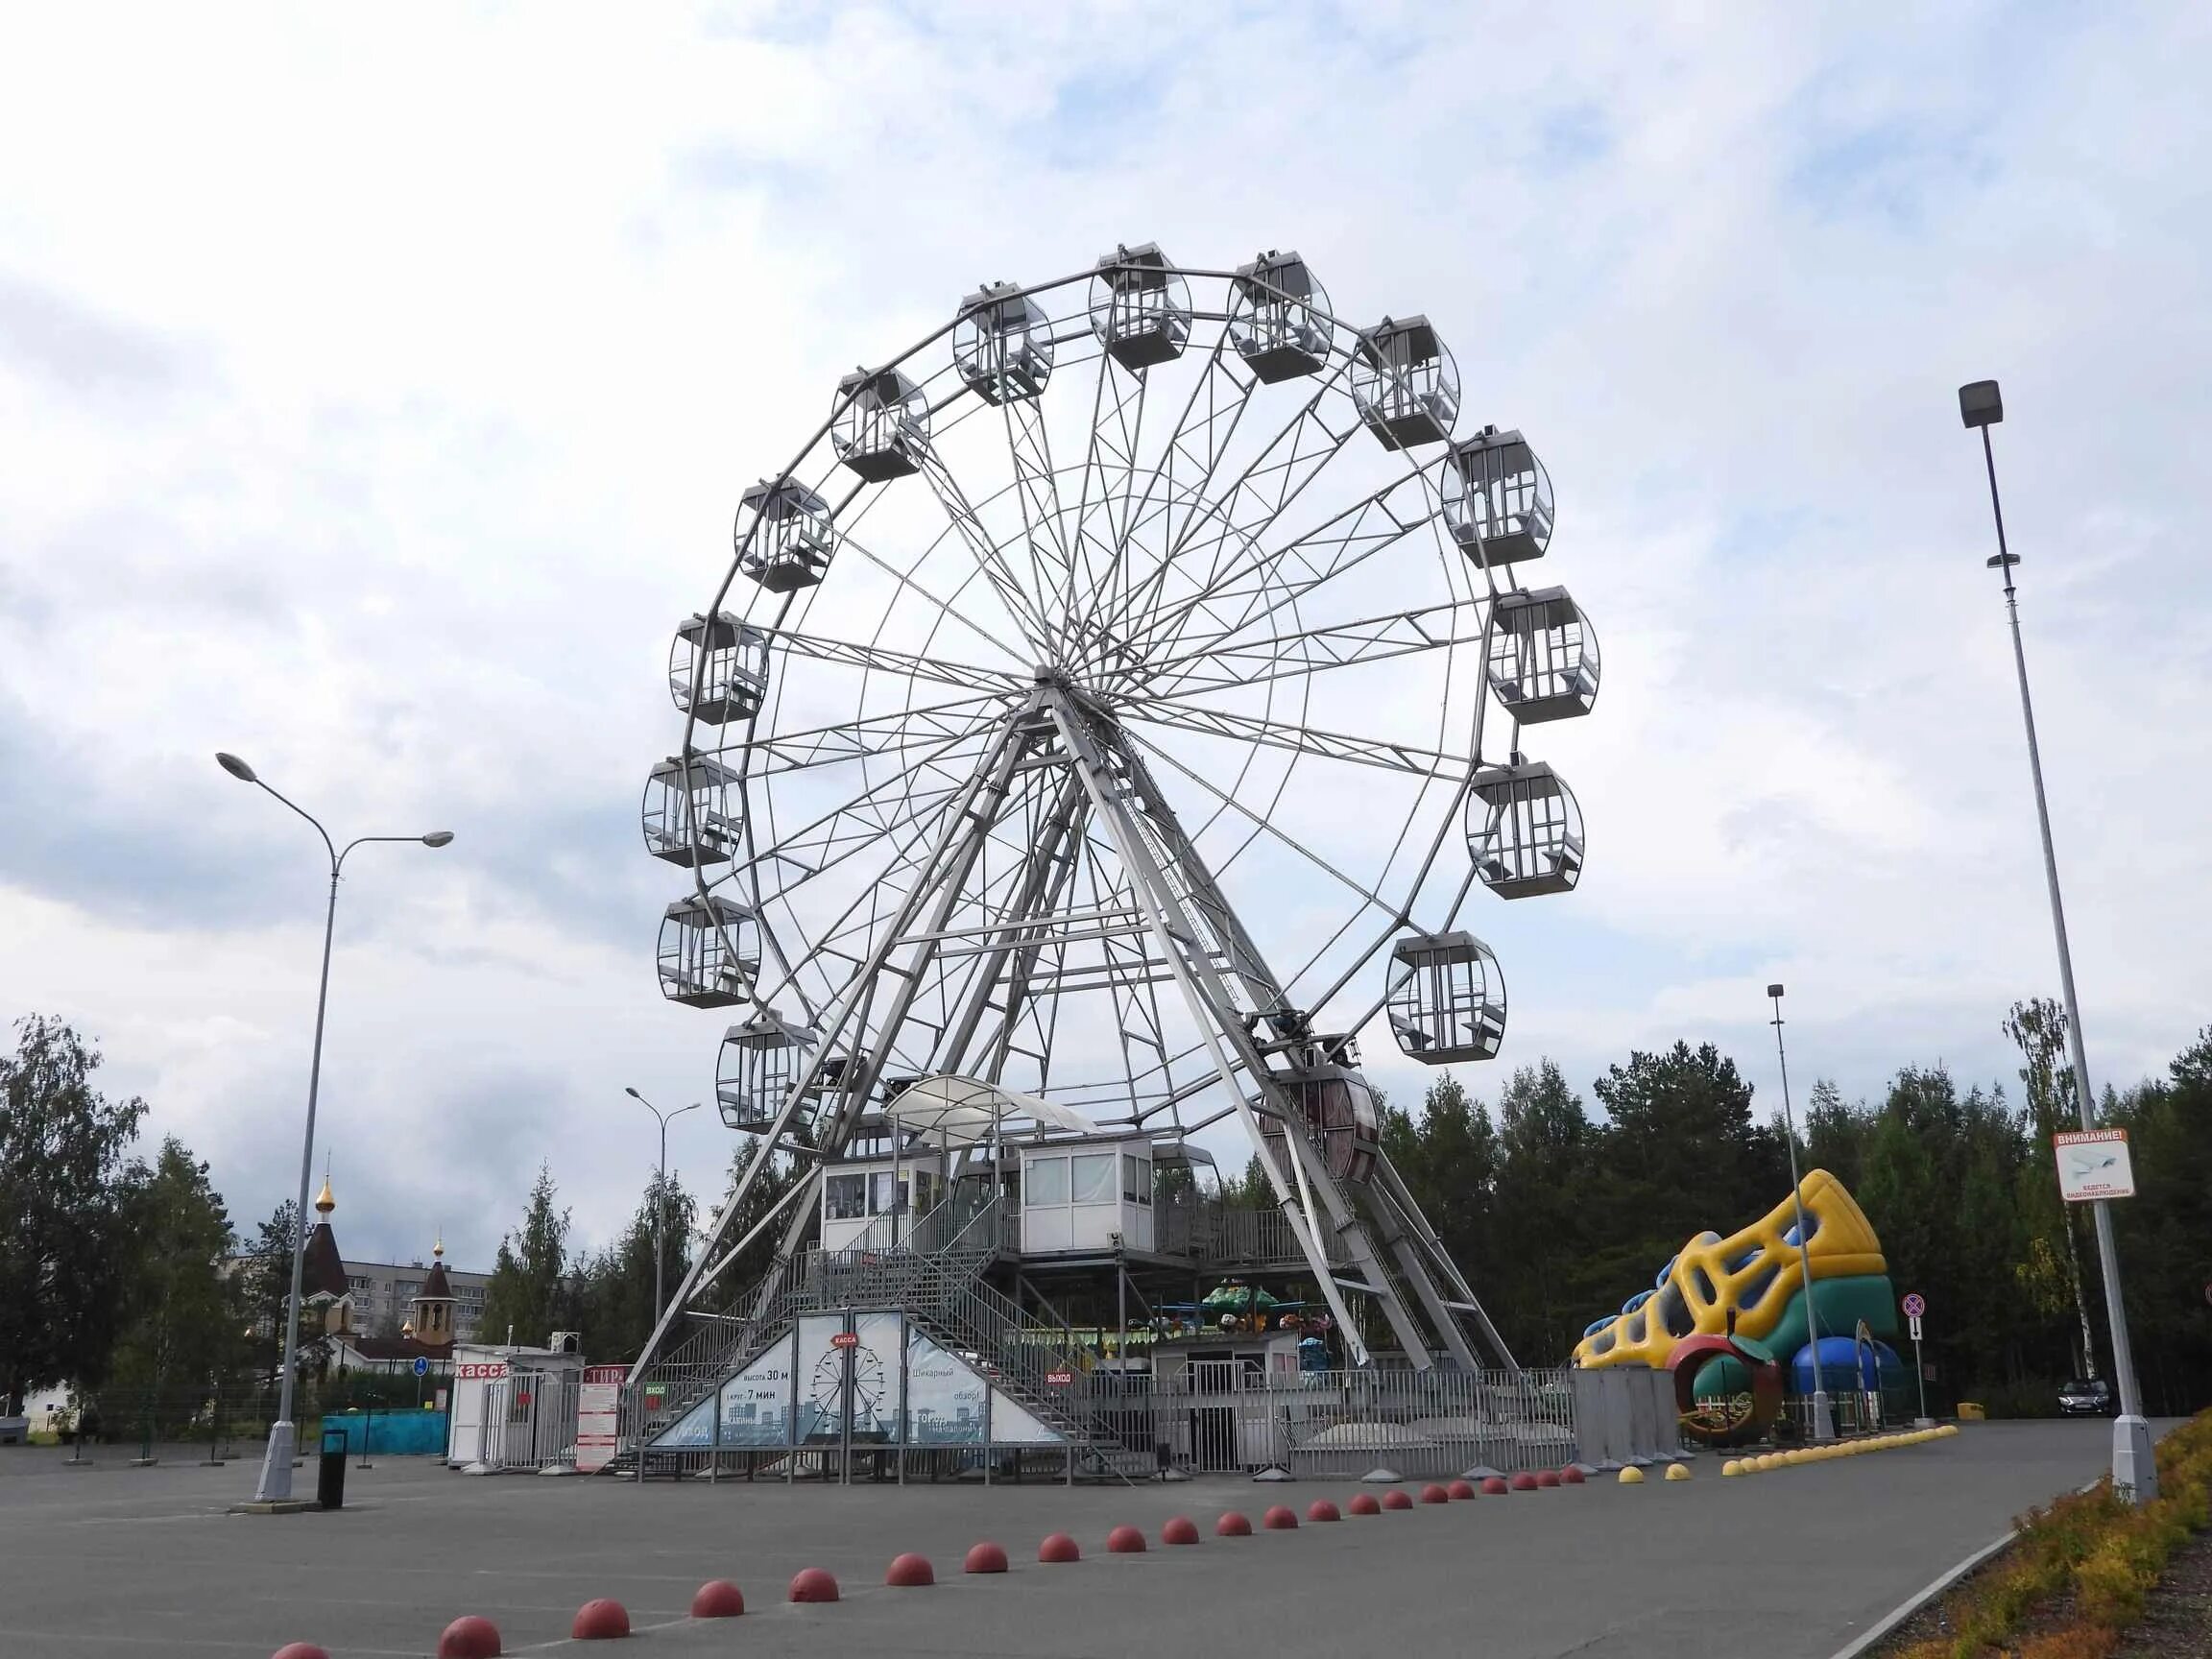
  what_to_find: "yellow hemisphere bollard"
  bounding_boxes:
[1664,1463,1692,1481]
[1721,1458,1743,1477]
[1618,1465,1646,1485]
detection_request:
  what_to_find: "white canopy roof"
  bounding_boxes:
[888,1073,1099,1147]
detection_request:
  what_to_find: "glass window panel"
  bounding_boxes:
[1025,1155,1069,1207]
[826,1173,867,1220]
[1071,1152,1115,1204]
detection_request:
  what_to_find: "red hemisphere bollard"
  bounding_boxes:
[437,1617,502,1659]
[570,1600,630,1641]
[690,1580,746,1618]
[1263,1504,1301,1529]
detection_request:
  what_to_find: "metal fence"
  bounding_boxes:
[456,1372,583,1474]
[1094,1366,1582,1479]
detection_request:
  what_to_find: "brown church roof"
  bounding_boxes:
[301,1221,349,1302]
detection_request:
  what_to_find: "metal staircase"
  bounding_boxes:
[629,1191,1150,1478]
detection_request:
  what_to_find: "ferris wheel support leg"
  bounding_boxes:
[631,712,1041,1382]
[933,767,1090,1079]
[1370,1156,1520,1374]
[1047,696,1423,1365]
[1104,720,1441,1365]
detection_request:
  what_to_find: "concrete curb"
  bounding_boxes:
[1825,1528,2016,1659]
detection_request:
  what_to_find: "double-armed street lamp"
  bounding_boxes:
[622,1087,702,1327]
[216,752,452,1505]
[1957,382,2157,1503]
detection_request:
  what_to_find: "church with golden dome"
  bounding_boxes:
[284,1174,490,1379]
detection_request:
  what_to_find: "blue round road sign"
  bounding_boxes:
[413,1356,430,1377]
[1902,1292,1926,1318]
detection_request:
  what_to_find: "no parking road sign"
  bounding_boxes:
[1902,1293,1926,1319]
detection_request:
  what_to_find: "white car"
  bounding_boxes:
[0,1415,28,1446]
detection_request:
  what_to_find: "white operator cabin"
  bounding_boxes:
[813,1076,1157,1259]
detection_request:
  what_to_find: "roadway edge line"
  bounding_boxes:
[1825,1473,2104,1659]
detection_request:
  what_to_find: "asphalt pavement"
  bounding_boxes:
[0,1420,2156,1659]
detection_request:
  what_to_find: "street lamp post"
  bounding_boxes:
[1766,984,1834,1442]
[217,752,451,1506]
[1958,381,2158,1503]
[622,1088,702,1328]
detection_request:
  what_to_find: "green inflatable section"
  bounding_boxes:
[1761,1274,1898,1360]
[1691,1334,1776,1401]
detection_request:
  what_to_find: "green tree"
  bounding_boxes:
[1587,1041,1788,1299]
[108,1139,243,1407]
[1492,1059,1595,1361]
[576,1168,698,1363]
[478,1166,574,1348]
[0,1016,148,1410]
[2003,998,2096,1378]
[242,1200,324,1392]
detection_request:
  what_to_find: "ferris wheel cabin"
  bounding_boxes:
[715,1010,818,1133]
[1386,931,1506,1065]
[1487,587,1600,724]
[1089,242,1191,371]
[1445,426,1554,565]
[1228,251,1333,383]
[1352,316,1460,450]
[641,755,740,868]
[736,479,836,593]
[657,895,759,1009]
[1468,758,1584,899]
[1256,1058,1381,1188]
[668,612,769,725]
[831,366,929,481]
[953,282,1054,404]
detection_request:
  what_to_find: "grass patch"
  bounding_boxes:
[1894,1409,2212,1659]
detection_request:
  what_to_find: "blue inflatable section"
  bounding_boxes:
[319,1410,449,1456]
[1790,1335,1901,1392]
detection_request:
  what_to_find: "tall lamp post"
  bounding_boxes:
[217,752,452,1505]
[1766,984,1833,1442]
[622,1088,702,1327]
[1958,381,2158,1503]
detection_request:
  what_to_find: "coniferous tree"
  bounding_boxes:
[477,1166,574,1348]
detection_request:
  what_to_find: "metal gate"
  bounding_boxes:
[466,1371,581,1472]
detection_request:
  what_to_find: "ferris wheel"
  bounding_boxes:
[640,244,1601,1372]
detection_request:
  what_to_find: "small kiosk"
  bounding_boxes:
[445,1341,589,1473]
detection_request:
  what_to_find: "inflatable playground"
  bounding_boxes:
[1570,1170,1911,1446]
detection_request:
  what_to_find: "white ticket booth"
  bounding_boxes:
[1016,1135,1154,1255]
[819,1148,949,1253]
[445,1343,588,1472]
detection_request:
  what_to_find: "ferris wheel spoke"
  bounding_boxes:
[1136,599,1485,705]
[1066,334,1252,665]
[1093,361,1360,673]
[738,741,980,902]
[910,445,1060,658]
[1120,726,1391,909]
[1123,700,1472,782]
[1129,467,1443,685]
[767,629,1032,698]
[728,690,1010,775]
[998,397,1083,652]
[834,516,1044,666]
[1062,356,1151,664]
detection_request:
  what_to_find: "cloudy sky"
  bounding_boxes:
[4,2,2207,1276]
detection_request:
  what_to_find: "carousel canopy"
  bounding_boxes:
[887,1072,1099,1147]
